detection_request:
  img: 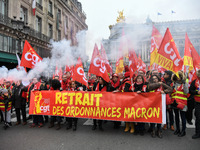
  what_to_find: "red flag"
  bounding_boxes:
[54,66,63,81]
[101,44,112,75]
[72,57,88,87]
[157,65,166,74]
[65,65,74,77]
[154,28,183,75]
[150,25,163,67]
[20,40,42,69]
[137,54,146,71]
[184,33,194,71]
[189,37,200,71]
[129,49,138,78]
[186,34,200,85]
[88,44,110,83]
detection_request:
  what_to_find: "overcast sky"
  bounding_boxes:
[79,0,200,57]
[80,0,200,38]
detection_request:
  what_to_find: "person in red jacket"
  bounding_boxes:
[130,75,147,135]
[92,77,110,131]
[61,73,71,90]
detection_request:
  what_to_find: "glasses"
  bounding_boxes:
[153,78,158,80]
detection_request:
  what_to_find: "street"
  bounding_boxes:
[0,117,199,150]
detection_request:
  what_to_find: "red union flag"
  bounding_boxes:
[150,25,163,67]
[89,44,110,83]
[137,54,146,71]
[186,34,200,85]
[101,44,112,75]
[72,57,88,87]
[129,49,138,78]
[154,28,183,75]
[184,33,193,70]
[20,40,42,68]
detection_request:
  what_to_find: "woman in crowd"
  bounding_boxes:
[110,73,121,129]
[130,75,147,135]
[147,74,173,138]
[171,71,188,137]
[92,77,110,131]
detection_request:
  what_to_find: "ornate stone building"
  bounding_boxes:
[103,14,200,71]
[0,0,88,68]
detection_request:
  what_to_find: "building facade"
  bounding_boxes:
[0,0,88,69]
[102,15,200,71]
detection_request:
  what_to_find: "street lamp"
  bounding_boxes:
[11,16,30,55]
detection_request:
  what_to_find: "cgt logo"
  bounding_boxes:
[40,106,50,113]
[77,67,87,83]
[93,57,106,73]
[34,92,50,114]
[25,52,41,65]
[164,42,181,67]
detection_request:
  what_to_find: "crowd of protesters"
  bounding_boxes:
[0,66,200,140]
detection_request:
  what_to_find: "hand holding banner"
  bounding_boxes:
[29,91,166,124]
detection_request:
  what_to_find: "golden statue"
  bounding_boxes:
[116,10,125,23]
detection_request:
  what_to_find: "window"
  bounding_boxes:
[48,23,53,38]
[48,0,53,16]
[9,37,13,53]
[20,6,28,24]
[65,16,68,29]
[3,36,8,52]
[58,30,61,41]
[0,34,3,50]
[0,0,8,16]
[57,9,61,23]
[37,0,42,5]
[36,0,43,10]
[36,16,42,32]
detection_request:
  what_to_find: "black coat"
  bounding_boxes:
[12,84,26,108]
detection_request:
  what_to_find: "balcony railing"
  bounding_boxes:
[36,2,43,11]
[48,12,53,18]
[0,13,50,43]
